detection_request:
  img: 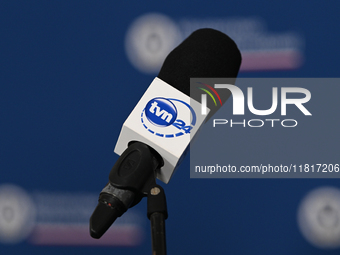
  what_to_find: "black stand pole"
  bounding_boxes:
[147,185,168,255]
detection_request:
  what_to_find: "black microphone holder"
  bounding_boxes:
[90,142,168,255]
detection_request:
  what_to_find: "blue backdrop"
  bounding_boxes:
[1,1,340,254]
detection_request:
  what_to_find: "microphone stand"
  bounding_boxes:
[147,184,168,255]
[110,142,168,255]
[90,141,168,255]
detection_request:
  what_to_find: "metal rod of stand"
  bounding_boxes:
[147,185,168,255]
[150,212,166,255]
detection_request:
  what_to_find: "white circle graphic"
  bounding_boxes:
[125,13,182,73]
[0,184,36,244]
[298,186,340,249]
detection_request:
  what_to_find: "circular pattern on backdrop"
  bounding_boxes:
[0,184,36,244]
[298,186,340,249]
[125,13,182,73]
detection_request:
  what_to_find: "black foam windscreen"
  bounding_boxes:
[158,28,242,96]
[158,28,242,119]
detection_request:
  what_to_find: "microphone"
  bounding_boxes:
[90,28,241,239]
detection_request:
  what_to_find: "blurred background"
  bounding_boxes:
[0,1,340,254]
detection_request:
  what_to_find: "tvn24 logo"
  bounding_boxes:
[141,97,196,138]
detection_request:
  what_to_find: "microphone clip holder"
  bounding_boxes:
[110,141,168,255]
[90,141,168,255]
